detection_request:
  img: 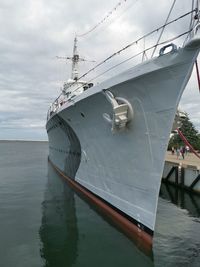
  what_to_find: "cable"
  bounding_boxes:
[51,29,191,104]
[83,0,140,42]
[77,0,129,37]
[190,0,195,29]
[49,9,195,107]
[183,0,196,45]
[73,30,191,89]
[151,0,177,58]
[77,9,195,81]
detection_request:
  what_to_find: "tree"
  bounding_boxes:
[168,113,200,150]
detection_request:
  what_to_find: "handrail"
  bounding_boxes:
[47,9,196,120]
[72,9,196,85]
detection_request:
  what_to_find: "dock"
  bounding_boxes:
[165,151,200,168]
[163,151,200,194]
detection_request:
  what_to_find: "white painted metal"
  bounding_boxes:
[46,31,200,233]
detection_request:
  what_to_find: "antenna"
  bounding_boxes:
[56,37,95,81]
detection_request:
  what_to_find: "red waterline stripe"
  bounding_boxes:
[48,159,153,254]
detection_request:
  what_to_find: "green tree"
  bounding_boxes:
[168,114,200,150]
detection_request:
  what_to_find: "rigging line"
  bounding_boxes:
[183,0,195,45]
[190,0,195,29]
[77,9,195,81]
[56,30,191,102]
[83,0,140,42]
[197,0,200,14]
[77,0,129,37]
[151,0,177,58]
[71,30,191,92]
[52,9,195,104]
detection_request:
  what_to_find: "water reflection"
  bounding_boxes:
[40,163,154,267]
[153,183,200,267]
[39,163,78,267]
[160,183,200,218]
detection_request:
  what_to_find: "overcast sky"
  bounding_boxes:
[0,0,199,140]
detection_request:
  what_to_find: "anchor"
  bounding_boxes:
[102,90,134,132]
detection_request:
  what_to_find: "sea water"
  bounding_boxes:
[0,141,199,267]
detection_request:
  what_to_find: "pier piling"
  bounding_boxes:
[163,152,200,194]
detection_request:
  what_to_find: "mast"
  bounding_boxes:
[71,37,79,80]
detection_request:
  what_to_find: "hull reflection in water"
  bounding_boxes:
[40,163,154,267]
[40,163,78,266]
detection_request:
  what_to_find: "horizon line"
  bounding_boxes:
[0,139,48,142]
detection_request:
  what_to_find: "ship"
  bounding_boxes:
[46,4,200,248]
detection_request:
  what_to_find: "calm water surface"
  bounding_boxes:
[0,141,199,267]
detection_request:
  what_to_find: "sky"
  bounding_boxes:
[0,0,199,140]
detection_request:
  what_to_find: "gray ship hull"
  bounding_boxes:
[46,40,200,241]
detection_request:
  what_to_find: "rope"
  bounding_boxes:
[190,0,195,28]
[68,30,191,93]
[151,0,177,58]
[77,0,129,37]
[76,10,195,82]
[50,9,195,107]
[183,0,196,45]
[50,30,190,105]
[82,0,140,42]
[85,30,191,83]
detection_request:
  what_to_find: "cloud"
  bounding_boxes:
[0,0,199,140]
